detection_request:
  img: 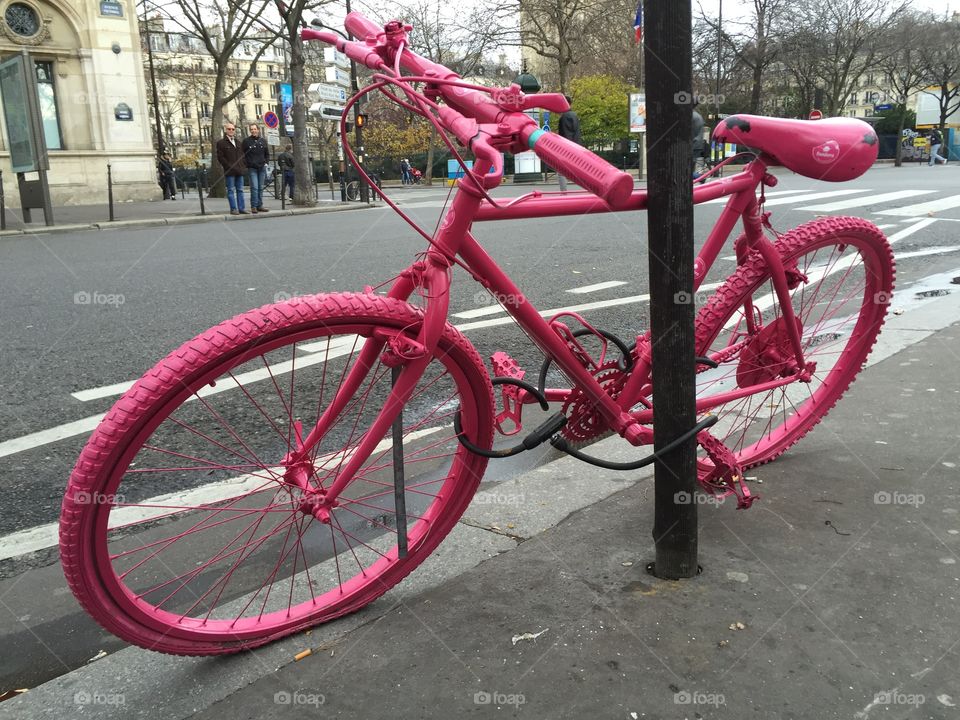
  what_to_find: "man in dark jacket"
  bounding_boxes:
[216,122,247,215]
[277,143,295,200]
[242,123,270,213]
[157,153,176,200]
[556,95,582,191]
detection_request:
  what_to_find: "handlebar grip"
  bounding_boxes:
[345,11,383,40]
[525,129,635,209]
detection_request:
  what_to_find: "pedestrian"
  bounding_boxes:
[691,104,707,181]
[400,158,411,185]
[242,123,270,212]
[277,143,295,201]
[157,152,177,200]
[216,122,248,215]
[556,95,582,191]
[928,127,948,166]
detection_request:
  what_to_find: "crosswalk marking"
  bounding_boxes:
[802,190,934,212]
[704,189,810,205]
[760,189,871,207]
[567,280,628,294]
[878,194,960,217]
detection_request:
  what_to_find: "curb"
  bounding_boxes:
[1,202,376,238]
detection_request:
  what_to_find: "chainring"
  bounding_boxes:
[560,360,628,443]
[736,316,801,388]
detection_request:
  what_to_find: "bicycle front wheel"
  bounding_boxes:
[346,180,360,201]
[61,293,494,655]
[694,216,894,470]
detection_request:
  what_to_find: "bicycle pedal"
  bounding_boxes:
[696,430,757,510]
[491,351,526,436]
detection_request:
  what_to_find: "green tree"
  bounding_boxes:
[562,75,637,149]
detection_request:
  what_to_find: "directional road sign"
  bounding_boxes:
[324,66,351,87]
[309,103,346,121]
[307,83,347,104]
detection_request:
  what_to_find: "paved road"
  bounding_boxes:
[1,165,959,693]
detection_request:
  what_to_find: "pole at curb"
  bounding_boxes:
[643,0,699,580]
[196,163,206,216]
[0,170,5,231]
[107,164,115,222]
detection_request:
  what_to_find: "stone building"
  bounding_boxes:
[0,0,158,204]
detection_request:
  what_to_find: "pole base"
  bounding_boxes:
[646,561,702,581]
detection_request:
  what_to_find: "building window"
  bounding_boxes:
[5,2,40,37]
[35,61,63,150]
[269,84,277,99]
[201,102,210,118]
[181,102,191,119]
[183,126,192,141]
[255,103,263,117]
[254,84,262,99]
[200,127,209,141]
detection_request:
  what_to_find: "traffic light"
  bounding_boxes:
[355,113,367,128]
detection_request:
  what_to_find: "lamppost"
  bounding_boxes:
[714,0,722,165]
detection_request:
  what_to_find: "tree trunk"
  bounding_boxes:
[324,146,335,194]
[894,104,905,167]
[208,74,227,199]
[290,31,315,207]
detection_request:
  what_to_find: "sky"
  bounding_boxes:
[695,0,952,18]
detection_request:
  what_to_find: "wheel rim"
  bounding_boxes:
[696,233,887,469]
[87,321,486,641]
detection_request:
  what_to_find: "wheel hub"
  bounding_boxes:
[736,316,801,388]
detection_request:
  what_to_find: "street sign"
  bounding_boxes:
[309,103,346,121]
[265,126,280,146]
[809,109,823,120]
[323,47,350,69]
[324,66,351,87]
[308,83,347,104]
[874,103,894,112]
[263,110,279,129]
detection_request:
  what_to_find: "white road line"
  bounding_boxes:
[887,218,938,242]
[878,194,960,217]
[760,189,872,207]
[704,189,811,205]
[0,426,444,562]
[453,304,508,319]
[892,245,960,260]
[566,280,628,294]
[801,190,935,212]
[875,224,896,230]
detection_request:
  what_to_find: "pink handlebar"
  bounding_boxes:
[523,128,635,209]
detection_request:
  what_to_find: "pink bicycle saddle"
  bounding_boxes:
[712,114,879,182]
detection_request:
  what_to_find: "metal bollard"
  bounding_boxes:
[107,163,114,222]
[196,163,205,216]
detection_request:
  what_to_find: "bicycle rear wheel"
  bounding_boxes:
[694,216,894,470]
[346,180,360,201]
[61,293,493,655]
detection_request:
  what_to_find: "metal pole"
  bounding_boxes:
[643,0,699,579]
[714,0,722,166]
[107,163,115,221]
[196,162,205,215]
[0,170,5,231]
[345,0,369,203]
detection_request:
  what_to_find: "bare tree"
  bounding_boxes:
[155,0,282,195]
[781,0,908,117]
[918,14,960,137]
[518,0,606,93]
[879,12,934,166]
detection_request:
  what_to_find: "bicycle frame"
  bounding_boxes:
[302,155,811,507]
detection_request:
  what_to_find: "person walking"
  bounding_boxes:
[277,143,295,201]
[928,127,948,166]
[216,122,247,215]
[691,105,707,181]
[242,123,271,212]
[400,158,411,185]
[556,95,582,191]
[157,152,177,200]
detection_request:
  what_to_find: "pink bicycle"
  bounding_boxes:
[60,13,894,655]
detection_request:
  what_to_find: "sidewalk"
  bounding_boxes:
[0,188,370,236]
[2,289,959,719]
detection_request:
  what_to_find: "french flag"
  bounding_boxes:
[634,1,643,44]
